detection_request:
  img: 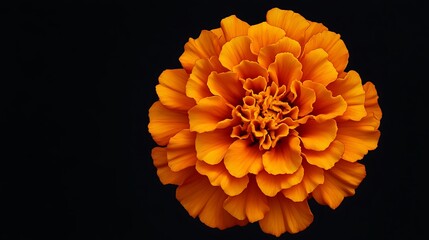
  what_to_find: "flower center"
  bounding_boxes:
[231,82,298,150]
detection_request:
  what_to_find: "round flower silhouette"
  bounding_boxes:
[148,7,381,237]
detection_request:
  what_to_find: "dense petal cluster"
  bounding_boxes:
[148,8,381,237]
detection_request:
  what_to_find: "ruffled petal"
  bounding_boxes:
[232,60,268,80]
[248,22,285,54]
[259,196,313,236]
[258,36,301,69]
[289,80,315,117]
[179,30,223,72]
[152,147,195,185]
[156,69,195,111]
[262,135,302,175]
[302,140,344,170]
[187,57,227,102]
[363,82,382,121]
[224,139,264,178]
[176,174,247,229]
[166,129,198,171]
[303,31,349,73]
[196,160,249,196]
[207,71,245,105]
[301,48,338,86]
[256,166,304,197]
[303,21,328,44]
[336,116,381,162]
[223,176,269,222]
[188,96,236,133]
[220,15,250,41]
[266,8,310,45]
[298,118,337,151]
[312,160,366,209]
[195,128,235,165]
[328,70,366,121]
[267,52,303,90]
[303,81,347,121]
[219,36,257,70]
[148,101,190,146]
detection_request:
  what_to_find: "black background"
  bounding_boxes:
[2,0,425,239]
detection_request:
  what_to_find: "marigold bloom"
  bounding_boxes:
[148,8,381,237]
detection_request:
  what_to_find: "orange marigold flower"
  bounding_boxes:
[148,7,382,237]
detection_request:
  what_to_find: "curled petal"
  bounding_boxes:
[233,60,268,80]
[188,96,236,133]
[328,70,366,121]
[179,30,223,72]
[262,135,302,175]
[312,160,366,209]
[148,101,190,146]
[167,129,198,171]
[187,57,227,102]
[152,147,195,185]
[289,80,315,117]
[248,22,285,54]
[258,36,301,69]
[302,140,344,170]
[301,48,338,86]
[268,52,303,90]
[259,196,313,236]
[303,21,328,44]
[303,31,349,73]
[156,69,195,111]
[363,81,382,122]
[224,139,264,178]
[256,166,304,197]
[298,118,337,151]
[195,128,235,165]
[207,72,245,105]
[176,174,247,229]
[196,160,249,196]
[219,36,257,70]
[303,81,347,121]
[223,176,269,222]
[220,15,250,42]
[266,8,310,45]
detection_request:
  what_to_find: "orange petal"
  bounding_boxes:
[259,196,313,236]
[258,36,301,69]
[312,160,366,209]
[303,21,328,44]
[298,118,337,151]
[188,96,235,133]
[303,81,347,121]
[156,69,195,111]
[303,31,349,73]
[224,139,263,178]
[223,176,269,222]
[262,135,302,175]
[176,174,246,229]
[301,48,338,86]
[210,28,226,46]
[166,129,198,171]
[302,140,344,170]
[289,80,315,117]
[363,82,382,122]
[195,128,235,165]
[196,160,249,196]
[207,71,245,105]
[219,36,257,70]
[248,22,285,54]
[151,147,195,185]
[328,70,366,121]
[256,166,304,197]
[148,101,189,146]
[220,15,250,42]
[243,76,268,94]
[266,8,310,45]
[336,116,381,162]
[268,52,303,90]
[187,57,227,102]
[282,160,325,201]
[179,30,223,72]
[232,60,268,80]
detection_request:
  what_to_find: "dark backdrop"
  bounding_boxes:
[3,0,425,239]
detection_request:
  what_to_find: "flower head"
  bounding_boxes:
[148,8,381,237]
